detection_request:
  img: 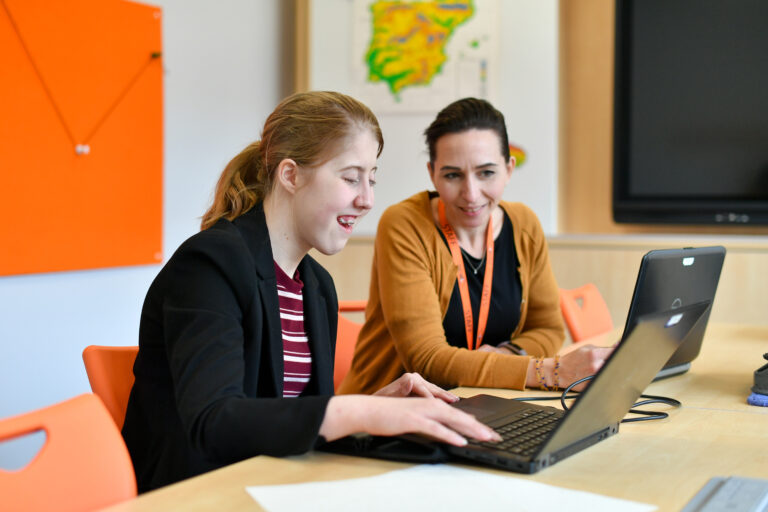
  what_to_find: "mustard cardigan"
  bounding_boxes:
[338,191,564,394]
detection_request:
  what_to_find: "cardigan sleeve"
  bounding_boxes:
[506,205,565,358]
[373,202,533,390]
[160,230,330,464]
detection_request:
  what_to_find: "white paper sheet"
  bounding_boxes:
[246,464,656,512]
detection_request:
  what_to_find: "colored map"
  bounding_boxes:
[509,144,527,168]
[365,1,475,98]
[352,0,499,112]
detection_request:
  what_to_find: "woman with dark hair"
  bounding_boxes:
[339,98,612,395]
[122,92,498,493]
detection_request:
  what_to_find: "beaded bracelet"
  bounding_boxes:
[553,354,561,390]
[535,357,549,391]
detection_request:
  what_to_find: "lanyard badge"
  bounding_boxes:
[437,199,494,350]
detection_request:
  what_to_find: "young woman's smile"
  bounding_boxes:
[293,130,378,256]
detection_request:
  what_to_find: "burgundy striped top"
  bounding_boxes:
[274,262,312,397]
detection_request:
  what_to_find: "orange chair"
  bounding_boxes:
[334,301,366,391]
[82,345,138,429]
[339,300,367,313]
[0,393,137,511]
[559,283,614,342]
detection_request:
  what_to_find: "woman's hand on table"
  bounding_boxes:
[321,394,501,447]
[557,344,614,390]
[526,344,614,391]
[373,372,459,403]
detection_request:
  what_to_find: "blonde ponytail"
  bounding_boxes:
[200,141,265,230]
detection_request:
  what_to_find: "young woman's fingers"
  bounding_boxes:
[415,418,468,446]
[424,401,500,443]
[406,374,459,402]
[372,374,413,397]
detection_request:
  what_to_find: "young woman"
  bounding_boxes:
[338,98,613,395]
[121,92,498,493]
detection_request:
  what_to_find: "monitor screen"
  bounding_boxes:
[613,0,768,224]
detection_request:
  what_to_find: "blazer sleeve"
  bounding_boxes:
[374,205,532,390]
[160,230,330,464]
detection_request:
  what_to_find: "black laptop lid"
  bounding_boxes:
[539,301,711,457]
[623,246,725,369]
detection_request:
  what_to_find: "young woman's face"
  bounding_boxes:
[293,129,379,256]
[428,129,513,232]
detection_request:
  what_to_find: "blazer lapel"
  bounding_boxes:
[234,204,284,396]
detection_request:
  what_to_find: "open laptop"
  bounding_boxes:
[444,301,710,473]
[622,246,725,379]
[323,301,710,474]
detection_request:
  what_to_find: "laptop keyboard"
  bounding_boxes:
[471,408,564,457]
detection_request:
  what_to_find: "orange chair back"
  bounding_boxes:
[559,283,614,342]
[339,300,367,313]
[0,393,137,511]
[82,345,138,429]
[335,301,366,391]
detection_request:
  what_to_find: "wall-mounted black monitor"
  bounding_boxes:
[613,0,768,225]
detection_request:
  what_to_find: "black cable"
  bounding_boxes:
[512,374,681,423]
[622,394,682,423]
[633,394,682,408]
[559,375,592,410]
[622,409,669,423]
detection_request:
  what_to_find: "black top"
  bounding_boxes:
[122,203,337,493]
[441,212,523,348]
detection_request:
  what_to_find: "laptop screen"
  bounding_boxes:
[623,246,725,370]
[539,301,710,456]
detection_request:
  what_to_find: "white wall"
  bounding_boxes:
[0,0,287,469]
[500,0,559,233]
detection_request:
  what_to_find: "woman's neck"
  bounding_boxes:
[453,226,488,258]
[263,192,307,277]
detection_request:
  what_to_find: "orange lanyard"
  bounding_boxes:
[437,199,494,351]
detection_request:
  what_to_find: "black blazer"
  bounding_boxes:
[122,204,338,493]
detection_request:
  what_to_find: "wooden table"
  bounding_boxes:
[103,324,768,512]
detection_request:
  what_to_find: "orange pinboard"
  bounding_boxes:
[0,0,163,276]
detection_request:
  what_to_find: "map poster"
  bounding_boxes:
[351,0,500,113]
